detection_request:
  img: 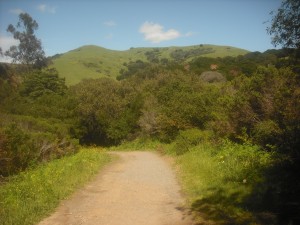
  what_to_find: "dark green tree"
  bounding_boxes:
[71,78,141,145]
[20,68,67,99]
[5,13,46,68]
[267,0,300,49]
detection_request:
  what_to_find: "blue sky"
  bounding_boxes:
[0,0,282,60]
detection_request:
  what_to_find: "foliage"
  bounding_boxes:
[0,63,24,104]
[0,8,299,224]
[172,128,214,155]
[0,148,111,225]
[212,66,299,154]
[0,124,38,176]
[5,13,46,68]
[176,141,276,224]
[0,64,78,177]
[199,71,226,83]
[0,116,78,176]
[109,137,161,151]
[117,60,150,80]
[51,45,248,85]
[20,68,67,99]
[267,0,300,49]
[170,47,215,61]
[189,49,291,80]
[144,48,161,63]
[252,120,282,149]
[71,78,142,145]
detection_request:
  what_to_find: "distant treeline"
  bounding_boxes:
[1,47,299,165]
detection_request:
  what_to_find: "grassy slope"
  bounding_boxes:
[52,44,249,86]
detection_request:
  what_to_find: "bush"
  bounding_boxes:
[0,116,79,176]
[177,141,276,224]
[200,71,226,83]
[0,124,38,176]
[252,120,282,149]
[214,141,273,183]
[172,128,214,155]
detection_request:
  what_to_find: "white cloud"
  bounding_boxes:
[37,4,56,14]
[103,20,117,27]
[139,21,181,43]
[9,8,24,15]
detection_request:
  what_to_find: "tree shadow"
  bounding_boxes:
[190,161,300,225]
[244,160,300,225]
[190,188,258,225]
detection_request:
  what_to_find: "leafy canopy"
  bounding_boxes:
[268,0,300,49]
[5,13,46,68]
[20,68,67,99]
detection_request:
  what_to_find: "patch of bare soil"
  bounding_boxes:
[38,151,193,225]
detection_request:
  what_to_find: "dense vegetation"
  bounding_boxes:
[1,47,299,223]
[1,2,300,223]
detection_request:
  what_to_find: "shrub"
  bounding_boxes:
[252,120,282,149]
[0,124,38,176]
[172,128,214,155]
[214,141,273,183]
[177,141,275,224]
[0,116,79,176]
[200,71,226,83]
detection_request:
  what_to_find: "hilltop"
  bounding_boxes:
[51,44,249,85]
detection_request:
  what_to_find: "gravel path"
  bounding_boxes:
[38,151,193,225]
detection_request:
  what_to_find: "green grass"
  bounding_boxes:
[51,45,148,85]
[52,44,249,85]
[109,137,162,151]
[0,148,111,225]
[174,141,276,224]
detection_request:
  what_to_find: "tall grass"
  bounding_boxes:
[175,141,276,224]
[0,148,111,225]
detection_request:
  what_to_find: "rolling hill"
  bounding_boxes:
[51,44,249,86]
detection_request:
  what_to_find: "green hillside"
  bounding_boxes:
[51,44,249,85]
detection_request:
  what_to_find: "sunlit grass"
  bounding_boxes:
[176,141,275,224]
[52,44,248,85]
[0,148,111,225]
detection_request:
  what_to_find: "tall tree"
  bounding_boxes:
[267,0,300,49]
[20,68,67,99]
[5,13,46,68]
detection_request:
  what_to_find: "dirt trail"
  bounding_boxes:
[38,151,193,225]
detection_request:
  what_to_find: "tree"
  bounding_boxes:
[71,78,141,145]
[267,0,300,49]
[20,68,67,99]
[5,13,46,68]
